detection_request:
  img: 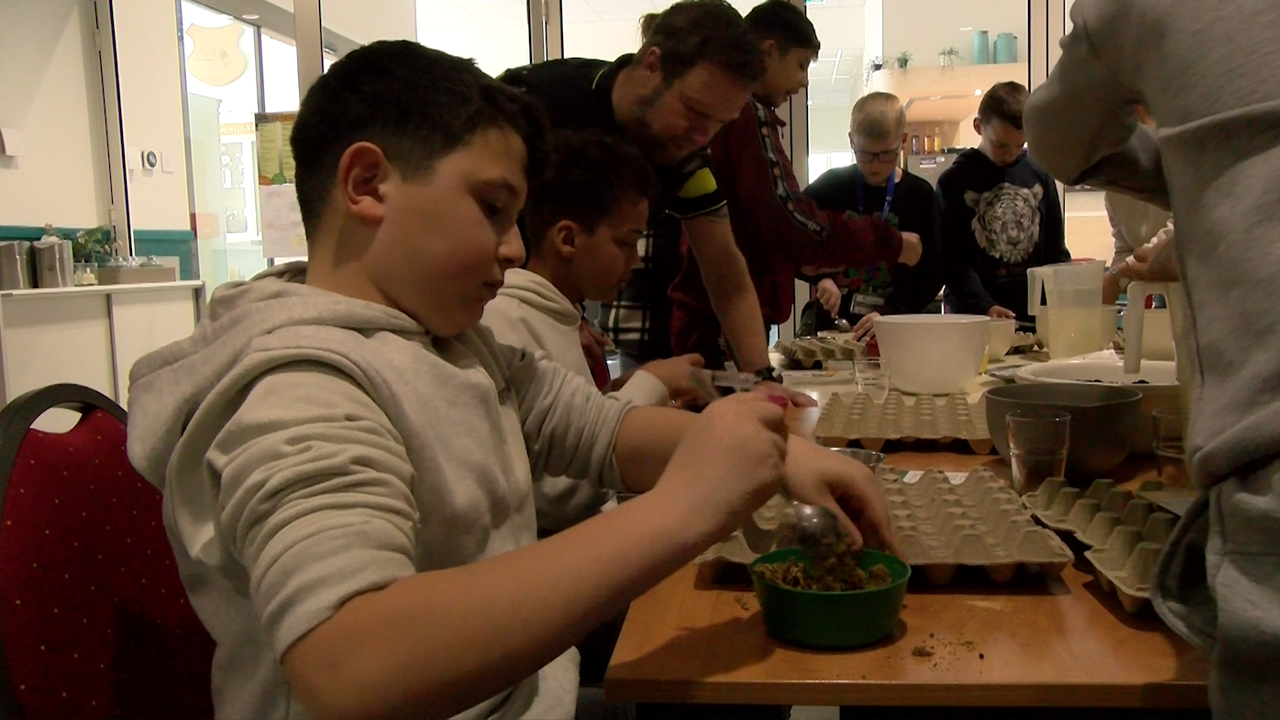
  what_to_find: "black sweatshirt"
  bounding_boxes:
[936,149,1070,322]
[802,166,944,316]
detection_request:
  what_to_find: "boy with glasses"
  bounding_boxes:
[799,92,944,339]
[937,81,1069,322]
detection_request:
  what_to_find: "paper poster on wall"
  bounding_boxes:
[259,184,307,258]
[256,111,296,185]
[256,112,304,258]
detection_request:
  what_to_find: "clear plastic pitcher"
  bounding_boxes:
[1041,286,1104,359]
[1028,261,1105,359]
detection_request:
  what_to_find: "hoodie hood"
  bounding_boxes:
[495,268,580,326]
[127,262,424,489]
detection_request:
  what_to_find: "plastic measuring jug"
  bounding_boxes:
[1028,261,1105,359]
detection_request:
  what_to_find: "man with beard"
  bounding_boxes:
[499,0,811,390]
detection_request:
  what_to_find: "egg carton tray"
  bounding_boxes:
[887,468,1074,585]
[774,336,865,367]
[1011,331,1038,349]
[694,467,1074,587]
[1024,478,1177,614]
[1022,477,1179,548]
[814,390,992,454]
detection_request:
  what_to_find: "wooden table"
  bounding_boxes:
[605,434,1210,710]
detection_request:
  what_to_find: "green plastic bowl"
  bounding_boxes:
[750,547,910,650]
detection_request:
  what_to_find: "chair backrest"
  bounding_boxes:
[0,384,214,719]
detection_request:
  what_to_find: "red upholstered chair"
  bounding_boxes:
[0,384,214,719]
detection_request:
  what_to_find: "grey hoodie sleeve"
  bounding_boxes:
[207,362,419,660]
[1024,2,1170,209]
[504,347,633,492]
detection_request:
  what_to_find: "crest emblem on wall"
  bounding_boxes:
[185,23,247,87]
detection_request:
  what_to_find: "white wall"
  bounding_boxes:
[0,0,110,228]
[315,0,417,44]
[115,0,193,230]
[882,0,1028,72]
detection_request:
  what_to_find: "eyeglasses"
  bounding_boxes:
[854,146,902,164]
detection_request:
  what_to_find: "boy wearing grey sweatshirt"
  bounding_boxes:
[1025,2,1280,716]
[126,41,896,720]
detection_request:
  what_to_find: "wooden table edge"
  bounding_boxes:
[603,677,1209,708]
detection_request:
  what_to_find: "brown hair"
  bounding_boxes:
[850,92,906,144]
[635,0,765,86]
[744,0,820,53]
[977,81,1029,130]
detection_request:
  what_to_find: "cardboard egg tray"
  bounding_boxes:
[814,390,992,454]
[1023,478,1177,614]
[887,468,1074,585]
[694,467,1074,589]
[774,336,865,367]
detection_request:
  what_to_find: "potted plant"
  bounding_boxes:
[863,55,883,87]
[939,46,962,68]
[893,51,913,70]
[70,225,111,264]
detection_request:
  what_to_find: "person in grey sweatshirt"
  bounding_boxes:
[1025,2,1280,716]
[126,41,897,720]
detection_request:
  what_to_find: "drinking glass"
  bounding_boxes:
[1007,410,1071,495]
[855,357,889,403]
[1153,409,1190,487]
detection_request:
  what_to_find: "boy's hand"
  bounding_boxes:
[639,354,706,402]
[752,382,819,408]
[851,312,880,341]
[658,393,789,540]
[988,305,1017,320]
[816,278,843,317]
[783,441,899,557]
[897,232,923,267]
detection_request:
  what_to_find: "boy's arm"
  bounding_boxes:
[1024,4,1169,208]
[720,105,904,269]
[938,178,998,313]
[1105,193,1138,267]
[483,299,670,407]
[230,365,787,719]
[884,184,945,314]
[238,366,888,719]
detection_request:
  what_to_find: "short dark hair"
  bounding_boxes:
[744,0,820,53]
[290,41,550,235]
[978,81,1030,131]
[636,0,766,86]
[523,131,657,257]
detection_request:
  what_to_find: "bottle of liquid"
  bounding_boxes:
[911,134,922,155]
[932,126,943,154]
[923,129,935,156]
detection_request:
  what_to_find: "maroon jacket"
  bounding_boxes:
[668,99,904,364]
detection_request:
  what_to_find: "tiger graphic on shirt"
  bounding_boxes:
[964,182,1044,263]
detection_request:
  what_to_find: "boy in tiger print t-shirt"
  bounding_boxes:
[938,81,1069,323]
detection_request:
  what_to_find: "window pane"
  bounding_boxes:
[261,30,300,113]
[807,0,1030,189]
[562,0,759,62]
[319,0,531,79]
[181,1,267,288]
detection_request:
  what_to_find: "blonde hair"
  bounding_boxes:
[850,92,906,144]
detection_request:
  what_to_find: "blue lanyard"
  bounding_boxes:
[855,168,897,222]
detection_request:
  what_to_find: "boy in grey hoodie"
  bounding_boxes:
[125,41,896,720]
[1025,2,1280,716]
[483,131,705,534]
